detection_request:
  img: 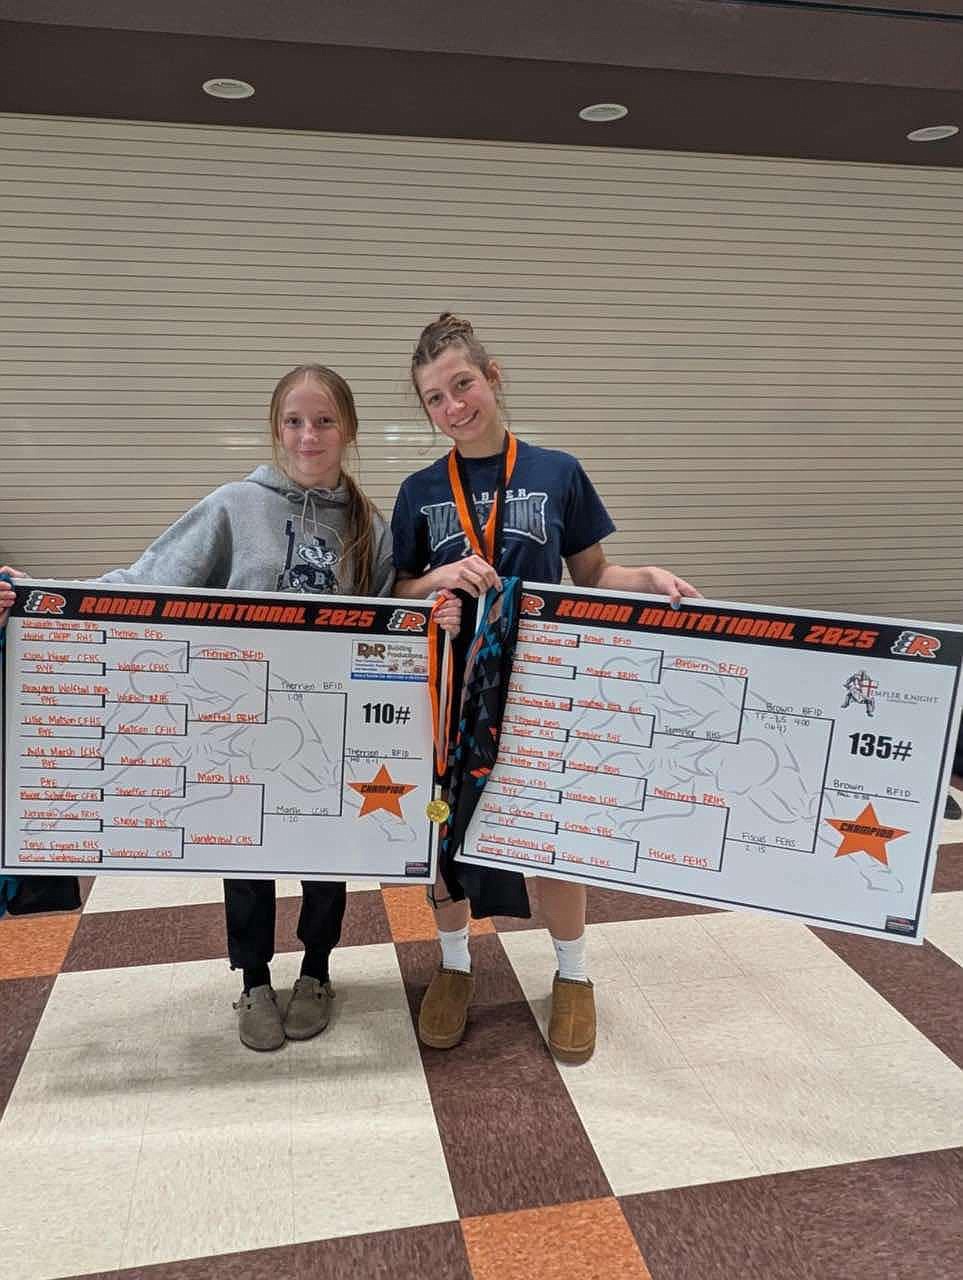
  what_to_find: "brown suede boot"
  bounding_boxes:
[418,967,475,1049]
[548,972,596,1063]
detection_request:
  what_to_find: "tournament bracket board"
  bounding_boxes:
[1,580,442,883]
[456,583,963,943]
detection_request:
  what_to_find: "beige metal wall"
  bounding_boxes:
[1,112,961,621]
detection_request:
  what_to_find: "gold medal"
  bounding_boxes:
[425,798,450,824]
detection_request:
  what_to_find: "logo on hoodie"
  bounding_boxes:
[277,519,339,593]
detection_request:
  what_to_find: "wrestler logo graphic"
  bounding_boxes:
[387,609,426,633]
[520,592,546,617]
[24,590,67,616]
[825,803,908,867]
[841,670,878,718]
[348,765,417,818]
[891,630,940,659]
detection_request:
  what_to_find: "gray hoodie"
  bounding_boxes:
[99,465,395,597]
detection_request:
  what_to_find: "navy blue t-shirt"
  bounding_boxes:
[391,440,615,583]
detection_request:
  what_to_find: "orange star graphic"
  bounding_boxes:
[348,764,417,819]
[825,802,909,866]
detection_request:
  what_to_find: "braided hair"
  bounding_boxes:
[410,312,495,396]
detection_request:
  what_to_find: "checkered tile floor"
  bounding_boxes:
[1,784,961,1280]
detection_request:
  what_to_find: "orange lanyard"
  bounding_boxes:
[427,597,454,776]
[446,431,518,566]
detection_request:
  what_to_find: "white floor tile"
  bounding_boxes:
[121,1123,294,1269]
[643,975,811,1066]
[1,1041,155,1148]
[696,910,843,973]
[499,923,632,989]
[0,1137,140,1280]
[30,964,175,1051]
[288,1009,430,1114]
[325,941,414,1016]
[84,873,225,914]
[817,1037,963,1162]
[695,1050,859,1175]
[564,1068,758,1195]
[81,874,373,915]
[146,1032,292,1136]
[291,1102,456,1241]
[749,961,922,1056]
[700,1030,963,1177]
[925,890,963,968]
[163,956,248,1040]
[593,915,744,988]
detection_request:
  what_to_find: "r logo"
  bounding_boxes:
[387,609,426,633]
[520,593,546,617]
[24,590,67,616]
[891,630,941,659]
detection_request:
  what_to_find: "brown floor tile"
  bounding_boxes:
[0,911,79,978]
[174,900,230,962]
[295,1220,472,1280]
[397,933,609,1218]
[68,1242,300,1280]
[934,842,963,892]
[62,905,179,971]
[338,886,393,946]
[0,974,54,1116]
[621,1148,963,1280]
[463,1197,651,1280]
[62,888,392,973]
[813,927,963,1068]
[276,886,391,952]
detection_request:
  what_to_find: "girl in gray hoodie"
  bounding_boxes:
[1,364,460,1051]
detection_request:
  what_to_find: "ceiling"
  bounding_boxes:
[0,0,961,166]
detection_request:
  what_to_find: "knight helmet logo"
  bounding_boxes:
[24,590,67,616]
[520,592,546,617]
[891,630,940,659]
[387,609,426,633]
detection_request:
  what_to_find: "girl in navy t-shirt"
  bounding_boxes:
[392,313,700,1064]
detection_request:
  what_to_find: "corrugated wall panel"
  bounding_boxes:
[1,113,961,620]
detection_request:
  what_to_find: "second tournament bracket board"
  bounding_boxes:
[457,584,963,943]
[1,581,440,883]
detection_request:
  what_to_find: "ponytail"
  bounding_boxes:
[340,471,379,597]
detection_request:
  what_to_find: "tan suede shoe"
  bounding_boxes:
[283,976,334,1041]
[548,972,596,1063]
[418,967,475,1049]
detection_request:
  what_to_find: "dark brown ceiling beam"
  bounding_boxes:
[0,0,961,91]
[1,18,960,167]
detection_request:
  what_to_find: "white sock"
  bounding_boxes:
[438,924,471,974]
[552,932,588,983]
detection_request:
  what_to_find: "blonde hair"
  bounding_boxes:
[269,364,379,596]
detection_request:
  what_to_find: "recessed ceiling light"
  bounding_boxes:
[202,78,255,101]
[578,102,628,123]
[906,124,958,143]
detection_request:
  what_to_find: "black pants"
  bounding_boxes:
[223,879,346,980]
